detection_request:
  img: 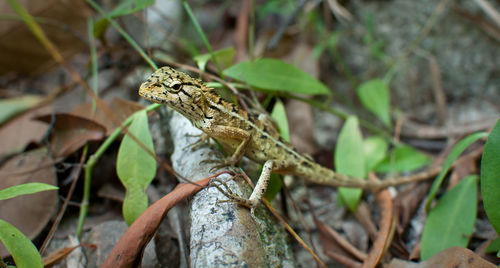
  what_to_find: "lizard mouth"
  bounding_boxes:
[138,85,163,104]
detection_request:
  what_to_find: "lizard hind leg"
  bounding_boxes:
[247,160,297,208]
[210,160,296,210]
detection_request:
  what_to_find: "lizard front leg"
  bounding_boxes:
[202,125,251,169]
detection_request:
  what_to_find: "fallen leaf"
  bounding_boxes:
[448,155,477,188]
[35,113,106,158]
[71,97,145,135]
[388,247,496,268]
[0,147,58,257]
[0,105,51,158]
[0,0,90,75]
[42,245,81,268]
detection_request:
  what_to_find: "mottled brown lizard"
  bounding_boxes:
[139,66,434,207]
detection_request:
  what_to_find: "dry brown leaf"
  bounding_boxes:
[0,147,58,257]
[42,245,81,268]
[71,97,145,135]
[388,246,497,268]
[448,155,477,188]
[394,183,431,236]
[362,175,394,268]
[0,0,90,75]
[0,105,51,158]
[313,211,366,266]
[35,113,106,158]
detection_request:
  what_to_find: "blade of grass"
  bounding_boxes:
[425,131,488,212]
[182,0,224,78]
[6,0,64,63]
[86,0,158,70]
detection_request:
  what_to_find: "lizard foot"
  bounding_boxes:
[202,157,239,172]
[210,178,256,209]
[184,133,214,151]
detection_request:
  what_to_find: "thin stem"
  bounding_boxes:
[87,18,99,112]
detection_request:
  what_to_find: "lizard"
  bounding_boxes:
[139,66,435,208]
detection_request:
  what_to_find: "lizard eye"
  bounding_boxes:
[170,83,182,92]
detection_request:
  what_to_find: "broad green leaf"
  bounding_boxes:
[481,120,500,236]
[223,58,331,95]
[363,136,388,172]
[356,79,391,127]
[0,95,41,125]
[374,145,431,173]
[426,132,488,211]
[194,47,235,71]
[0,219,43,268]
[0,183,58,200]
[270,99,290,142]
[421,175,478,260]
[336,116,365,211]
[117,110,156,225]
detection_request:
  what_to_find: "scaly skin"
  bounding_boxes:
[139,67,435,207]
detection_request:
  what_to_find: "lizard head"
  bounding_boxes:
[139,66,208,122]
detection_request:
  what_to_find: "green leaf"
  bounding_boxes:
[374,145,431,173]
[223,58,330,95]
[107,0,154,18]
[117,110,156,225]
[420,175,478,260]
[481,120,500,236]
[0,219,43,268]
[335,116,365,211]
[426,132,488,211]
[194,47,235,71]
[0,95,41,125]
[270,99,290,142]
[363,136,388,172]
[356,79,391,127]
[0,183,58,200]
